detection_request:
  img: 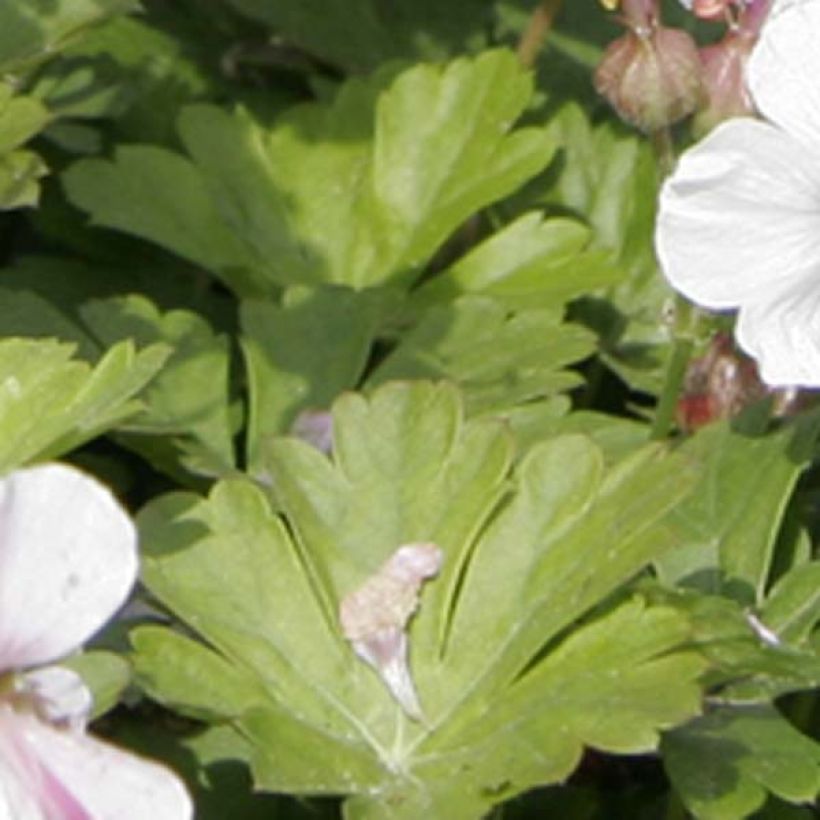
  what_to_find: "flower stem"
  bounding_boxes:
[650,297,696,440]
[650,334,693,440]
[650,126,675,177]
[516,0,564,68]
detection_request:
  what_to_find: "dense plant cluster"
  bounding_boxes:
[0,1,818,818]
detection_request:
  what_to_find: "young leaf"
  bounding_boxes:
[0,337,167,470]
[368,296,594,416]
[80,294,236,477]
[412,214,621,311]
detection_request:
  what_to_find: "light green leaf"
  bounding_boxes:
[131,626,267,722]
[0,148,48,209]
[433,435,700,723]
[136,381,704,815]
[412,600,703,805]
[241,286,389,474]
[66,51,555,291]
[368,296,594,416]
[655,419,817,605]
[0,0,136,73]
[80,295,236,477]
[0,337,168,470]
[0,84,50,154]
[663,705,820,820]
[762,562,820,645]
[412,214,621,311]
[62,650,131,719]
[640,584,820,704]
[535,102,669,393]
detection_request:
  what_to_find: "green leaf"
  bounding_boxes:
[136,381,704,815]
[655,419,818,605]
[80,295,236,477]
[410,599,703,806]
[0,0,136,73]
[663,705,820,820]
[241,286,389,474]
[131,625,267,722]
[368,296,594,416]
[0,286,98,356]
[66,51,555,291]
[63,145,263,295]
[430,435,700,723]
[225,0,494,72]
[0,337,168,470]
[640,584,820,704]
[44,14,222,143]
[0,84,50,154]
[529,101,668,393]
[0,148,48,209]
[762,561,820,645]
[62,650,131,719]
[412,214,621,311]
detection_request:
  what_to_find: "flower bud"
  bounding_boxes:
[675,331,800,432]
[692,0,772,134]
[595,2,704,131]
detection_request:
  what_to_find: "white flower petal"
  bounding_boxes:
[0,464,138,671]
[0,710,47,819]
[735,276,820,385]
[0,708,192,820]
[18,666,92,731]
[749,0,820,147]
[656,117,820,309]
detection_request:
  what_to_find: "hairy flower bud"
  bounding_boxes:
[692,0,772,134]
[596,1,704,131]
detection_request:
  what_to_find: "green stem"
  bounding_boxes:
[516,0,564,68]
[651,126,675,178]
[650,333,693,440]
[649,125,692,440]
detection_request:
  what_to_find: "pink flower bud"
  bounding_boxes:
[595,13,704,132]
[692,0,772,134]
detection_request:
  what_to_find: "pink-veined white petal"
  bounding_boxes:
[656,116,820,309]
[0,464,137,672]
[748,0,820,148]
[0,707,192,820]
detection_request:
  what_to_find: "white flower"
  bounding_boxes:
[656,0,820,386]
[0,463,193,820]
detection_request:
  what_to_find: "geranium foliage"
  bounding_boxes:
[1,1,819,818]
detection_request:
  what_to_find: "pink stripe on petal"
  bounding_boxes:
[0,705,90,819]
[18,711,193,820]
[36,764,93,820]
